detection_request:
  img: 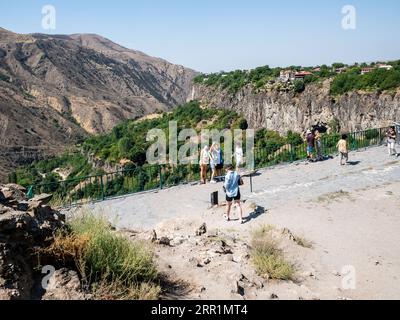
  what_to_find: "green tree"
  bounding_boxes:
[294,80,305,93]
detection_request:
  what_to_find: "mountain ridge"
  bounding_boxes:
[0,27,197,182]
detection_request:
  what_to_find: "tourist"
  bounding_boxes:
[337,134,349,166]
[315,130,323,161]
[223,165,244,224]
[210,143,220,183]
[199,145,210,184]
[386,126,398,156]
[215,144,224,178]
[234,143,244,172]
[306,130,315,161]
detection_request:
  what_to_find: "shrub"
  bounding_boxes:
[293,80,305,93]
[69,214,158,286]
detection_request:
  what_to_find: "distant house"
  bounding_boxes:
[279,70,295,82]
[294,71,313,80]
[378,64,393,71]
[312,67,321,72]
[335,67,347,74]
[361,68,374,75]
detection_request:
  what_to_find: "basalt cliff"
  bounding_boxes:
[190,80,400,134]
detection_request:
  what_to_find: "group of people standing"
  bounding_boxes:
[387,126,398,156]
[305,125,399,166]
[200,125,398,225]
[199,143,245,224]
[199,143,244,184]
[305,129,324,162]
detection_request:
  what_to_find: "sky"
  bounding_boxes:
[1,0,399,73]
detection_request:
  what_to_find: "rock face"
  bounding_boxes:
[42,269,87,300]
[191,81,400,134]
[0,27,197,181]
[0,184,65,300]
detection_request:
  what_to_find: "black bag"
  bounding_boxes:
[239,176,244,186]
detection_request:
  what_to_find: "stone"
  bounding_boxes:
[0,184,65,300]
[207,228,219,238]
[158,237,171,246]
[189,257,203,268]
[270,293,279,300]
[213,240,233,255]
[16,202,29,212]
[196,223,207,236]
[137,230,157,242]
[42,269,86,300]
[29,194,53,206]
[0,204,10,215]
[225,254,234,262]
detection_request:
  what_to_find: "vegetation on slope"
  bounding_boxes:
[330,61,400,95]
[194,60,400,95]
[40,213,160,300]
[12,101,304,190]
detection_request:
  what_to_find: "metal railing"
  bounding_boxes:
[29,126,392,207]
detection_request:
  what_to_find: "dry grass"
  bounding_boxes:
[38,232,89,266]
[92,280,161,300]
[39,213,160,300]
[293,235,313,249]
[251,226,295,281]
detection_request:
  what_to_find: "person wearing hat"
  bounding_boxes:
[306,129,316,161]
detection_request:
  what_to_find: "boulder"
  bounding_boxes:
[42,269,87,300]
[0,184,65,300]
[196,223,207,236]
[29,194,53,206]
[158,237,171,246]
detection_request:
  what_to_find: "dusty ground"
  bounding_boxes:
[67,146,400,300]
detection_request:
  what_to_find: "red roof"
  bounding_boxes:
[295,71,313,77]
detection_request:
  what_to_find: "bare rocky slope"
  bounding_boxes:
[0,27,197,181]
[190,81,400,134]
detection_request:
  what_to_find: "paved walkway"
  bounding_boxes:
[67,146,400,230]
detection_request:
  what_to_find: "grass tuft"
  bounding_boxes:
[251,226,295,281]
[40,213,159,300]
[69,213,158,286]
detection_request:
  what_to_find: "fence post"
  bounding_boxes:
[159,165,163,190]
[290,144,294,162]
[100,175,105,201]
[27,185,34,199]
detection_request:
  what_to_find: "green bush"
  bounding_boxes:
[69,214,157,285]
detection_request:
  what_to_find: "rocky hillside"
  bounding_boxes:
[0,27,197,182]
[190,80,400,134]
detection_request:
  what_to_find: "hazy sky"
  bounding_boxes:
[1,0,399,72]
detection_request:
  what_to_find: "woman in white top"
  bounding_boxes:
[199,145,210,184]
[234,143,244,172]
[210,143,220,183]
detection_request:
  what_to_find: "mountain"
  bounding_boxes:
[0,28,197,182]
